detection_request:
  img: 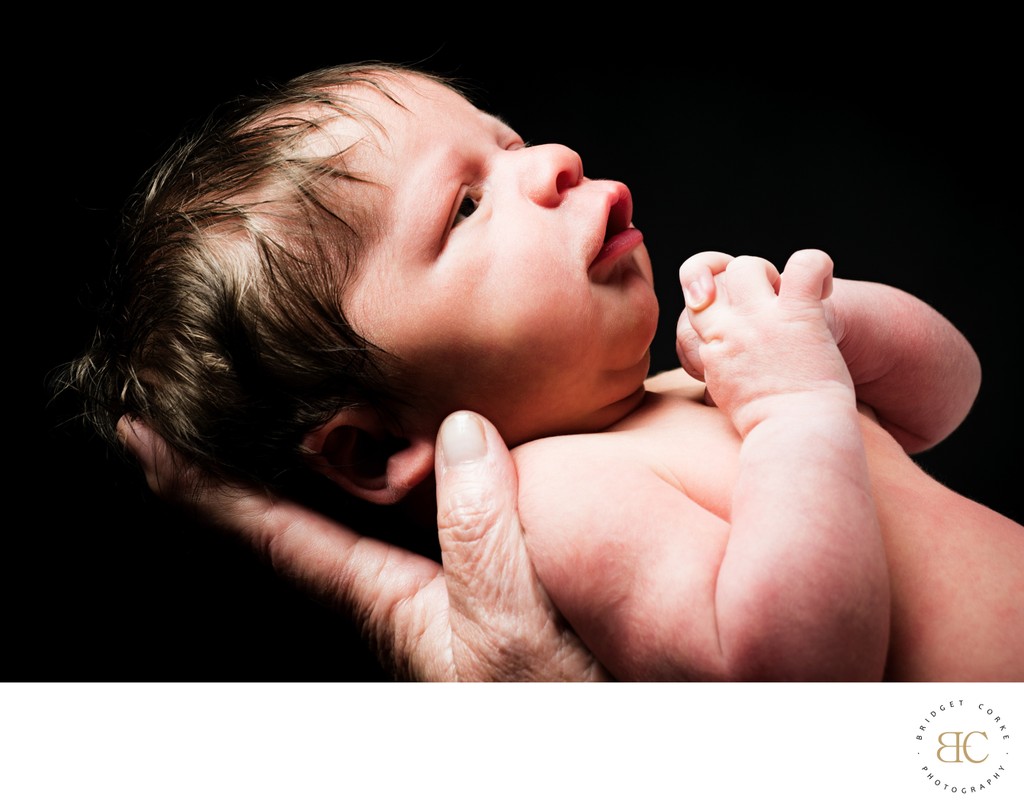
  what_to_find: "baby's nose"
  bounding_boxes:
[519,143,584,207]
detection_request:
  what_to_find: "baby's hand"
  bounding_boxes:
[676,249,855,437]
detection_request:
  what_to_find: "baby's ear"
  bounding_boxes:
[302,408,434,506]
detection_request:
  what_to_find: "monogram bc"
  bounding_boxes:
[914,699,1013,796]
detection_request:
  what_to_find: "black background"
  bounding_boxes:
[31,22,1021,681]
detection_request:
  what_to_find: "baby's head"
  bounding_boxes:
[71,63,658,505]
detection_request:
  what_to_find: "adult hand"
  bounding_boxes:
[118,411,607,681]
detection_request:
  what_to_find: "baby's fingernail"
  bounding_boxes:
[440,411,487,466]
[685,276,713,311]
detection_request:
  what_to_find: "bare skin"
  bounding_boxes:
[512,251,1022,681]
[516,370,1023,681]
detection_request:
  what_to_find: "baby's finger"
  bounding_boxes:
[679,251,731,312]
[779,249,834,301]
[714,255,781,303]
[676,310,706,381]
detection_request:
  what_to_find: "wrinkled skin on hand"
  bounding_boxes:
[119,411,607,682]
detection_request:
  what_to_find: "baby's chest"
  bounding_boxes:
[608,395,743,520]
[514,396,742,555]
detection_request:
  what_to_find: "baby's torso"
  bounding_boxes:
[512,369,1024,681]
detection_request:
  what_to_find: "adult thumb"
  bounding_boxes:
[435,411,532,617]
[434,411,601,680]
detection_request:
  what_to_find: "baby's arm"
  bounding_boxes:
[824,278,981,453]
[679,250,890,680]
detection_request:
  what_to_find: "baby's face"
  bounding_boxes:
[334,73,658,445]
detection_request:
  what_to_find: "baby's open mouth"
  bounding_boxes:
[590,191,643,282]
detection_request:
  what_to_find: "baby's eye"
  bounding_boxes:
[453,193,479,227]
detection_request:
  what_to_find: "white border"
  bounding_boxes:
[2,683,1021,806]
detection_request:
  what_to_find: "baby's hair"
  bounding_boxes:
[63,62,447,489]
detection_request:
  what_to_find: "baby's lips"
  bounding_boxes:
[589,227,645,284]
[587,183,639,282]
[606,187,633,238]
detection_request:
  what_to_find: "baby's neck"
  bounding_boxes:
[503,381,650,449]
[401,383,651,531]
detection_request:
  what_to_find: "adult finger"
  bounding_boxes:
[435,411,608,681]
[118,416,446,677]
[117,416,202,508]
